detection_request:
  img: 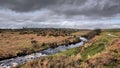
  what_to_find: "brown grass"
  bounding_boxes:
[0,32,77,59]
[71,30,90,36]
[80,38,120,68]
[17,31,120,68]
[21,54,82,68]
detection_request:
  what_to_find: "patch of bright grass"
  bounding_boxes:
[56,48,76,56]
[80,43,105,60]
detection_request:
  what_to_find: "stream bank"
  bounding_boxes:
[0,37,87,68]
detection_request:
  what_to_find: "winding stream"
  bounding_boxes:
[0,37,87,68]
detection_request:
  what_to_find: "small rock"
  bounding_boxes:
[12,62,18,67]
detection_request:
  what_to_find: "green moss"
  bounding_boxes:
[81,43,105,60]
[56,48,76,56]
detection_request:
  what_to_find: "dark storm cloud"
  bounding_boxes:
[0,0,120,29]
[52,0,120,17]
[0,0,57,11]
[0,0,87,12]
[0,0,120,17]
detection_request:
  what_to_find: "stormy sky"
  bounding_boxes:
[0,0,120,29]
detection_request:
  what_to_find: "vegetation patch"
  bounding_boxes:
[0,28,87,60]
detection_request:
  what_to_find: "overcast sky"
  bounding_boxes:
[0,0,120,29]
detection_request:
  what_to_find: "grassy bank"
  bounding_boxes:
[19,30,120,68]
[0,29,90,60]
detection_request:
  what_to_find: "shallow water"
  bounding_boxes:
[0,37,87,68]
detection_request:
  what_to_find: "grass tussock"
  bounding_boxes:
[80,39,120,68]
[20,54,82,68]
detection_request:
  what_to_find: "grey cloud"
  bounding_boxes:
[0,0,120,17]
[0,0,56,12]
[52,0,120,17]
[0,0,120,29]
